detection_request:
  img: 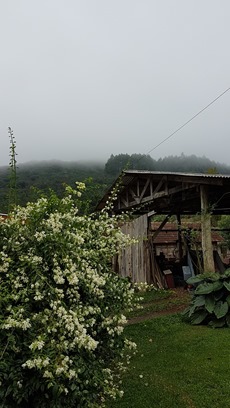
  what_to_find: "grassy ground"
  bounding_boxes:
[106,290,230,408]
[127,288,191,321]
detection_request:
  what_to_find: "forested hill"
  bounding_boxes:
[104,153,230,176]
[0,160,109,213]
[1,154,230,213]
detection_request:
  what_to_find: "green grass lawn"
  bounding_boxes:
[106,293,230,408]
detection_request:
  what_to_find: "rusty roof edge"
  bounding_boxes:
[123,170,230,178]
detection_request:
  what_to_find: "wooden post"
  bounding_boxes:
[177,214,183,263]
[200,185,215,273]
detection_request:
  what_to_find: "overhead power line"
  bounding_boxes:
[146,86,230,156]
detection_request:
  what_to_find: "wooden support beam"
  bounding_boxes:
[151,214,172,241]
[152,176,166,197]
[129,188,140,204]
[200,185,215,273]
[177,214,183,262]
[140,178,150,201]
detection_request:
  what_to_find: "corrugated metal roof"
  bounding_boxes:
[111,171,230,194]
[123,170,230,179]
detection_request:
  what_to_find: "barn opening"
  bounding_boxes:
[97,171,230,288]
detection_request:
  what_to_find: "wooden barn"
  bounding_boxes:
[97,171,230,288]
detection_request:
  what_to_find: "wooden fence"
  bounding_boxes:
[115,214,150,283]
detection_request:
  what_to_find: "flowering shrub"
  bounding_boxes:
[132,282,158,292]
[0,183,136,408]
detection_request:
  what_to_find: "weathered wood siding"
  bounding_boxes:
[117,215,151,283]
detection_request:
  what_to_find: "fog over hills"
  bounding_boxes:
[1,153,230,214]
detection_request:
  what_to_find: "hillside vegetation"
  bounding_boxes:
[1,153,230,213]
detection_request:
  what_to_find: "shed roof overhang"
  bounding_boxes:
[96,171,230,215]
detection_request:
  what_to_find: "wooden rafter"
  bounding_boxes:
[96,171,230,215]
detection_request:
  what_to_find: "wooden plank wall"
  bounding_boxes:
[117,215,151,283]
[115,215,167,287]
[148,236,168,288]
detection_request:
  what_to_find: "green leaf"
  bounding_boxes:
[205,295,215,313]
[224,269,230,278]
[186,296,206,318]
[188,304,196,318]
[190,310,208,325]
[226,294,230,306]
[203,272,220,281]
[193,295,205,307]
[181,307,190,317]
[195,283,213,295]
[213,301,228,319]
[52,384,60,397]
[212,281,224,292]
[214,289,225,301]
[226,313,230,327]
[209,317,226,328]
[223,281,230,291]
[195,281,223,295]
[5,386,12,397]
[187,275,204,285]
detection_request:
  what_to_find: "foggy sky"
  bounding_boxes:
[1,1,230,166]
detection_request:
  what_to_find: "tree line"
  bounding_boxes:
[1,153,230,214]
[104,153,230,176]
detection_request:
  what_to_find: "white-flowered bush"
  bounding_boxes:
[0,183,136,408]
[133,282,158,292]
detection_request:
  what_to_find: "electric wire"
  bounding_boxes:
[146,86,230,156]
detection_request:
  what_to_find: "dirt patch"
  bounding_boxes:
[128,287,191,325]
[128,304,187,324]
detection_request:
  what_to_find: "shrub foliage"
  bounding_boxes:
[183,270,230,328]
[0,183,136,408]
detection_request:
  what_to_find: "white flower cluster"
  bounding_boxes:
[0,251,11,273]
[0,183,136,407]
[29,337,45,351]
[133,281,158,292]
[102,314,127,335]
[2,316,31,331]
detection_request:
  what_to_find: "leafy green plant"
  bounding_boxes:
[0,183,136,408]
[182,270,230,327]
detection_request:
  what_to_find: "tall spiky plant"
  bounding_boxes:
[8,127,17,210]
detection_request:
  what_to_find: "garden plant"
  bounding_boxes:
[0,183,136,408]
[183,270,230,327]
